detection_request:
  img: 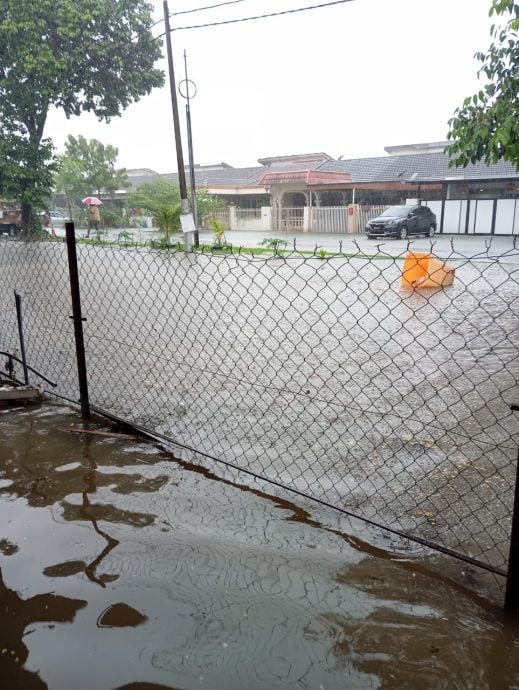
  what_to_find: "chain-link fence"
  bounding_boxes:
[1,234,519,591]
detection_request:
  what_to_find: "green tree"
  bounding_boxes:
[63,135,128,198]
[54,135,128,218]
[0,126,56,223]
[446,0,519,168]
[196,188,227,221]
[125,178,224,221]
[125,179,181,215]
[0,0,163,237]
[53,154,86,220]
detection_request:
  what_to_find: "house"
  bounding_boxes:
[123,143,519,235]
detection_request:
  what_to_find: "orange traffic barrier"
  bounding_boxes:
[401,251,455,288]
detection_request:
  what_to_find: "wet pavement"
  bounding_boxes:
[1,400,519,689]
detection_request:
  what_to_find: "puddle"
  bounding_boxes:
[0,401,518,689]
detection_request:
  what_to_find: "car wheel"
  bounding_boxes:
[427,224,435,237]
[399,225,408,240]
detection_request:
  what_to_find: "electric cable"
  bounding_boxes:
[172,0,251,17]
[157,0,354,34]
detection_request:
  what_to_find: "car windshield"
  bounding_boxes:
[380,206,412,217]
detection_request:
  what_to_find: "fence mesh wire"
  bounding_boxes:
[1,235,518,577]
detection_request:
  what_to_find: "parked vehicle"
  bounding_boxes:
[0,202,22,237]
[42,210,67,228]
[365,205,436,239]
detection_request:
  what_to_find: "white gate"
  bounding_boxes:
[274,207,304,231]
[312,206,348,233]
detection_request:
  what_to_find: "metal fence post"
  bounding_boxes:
[505,404,519,610]
[14,291,29,384]
[65,222,90,419]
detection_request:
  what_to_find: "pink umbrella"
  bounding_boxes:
[82,196,103,206]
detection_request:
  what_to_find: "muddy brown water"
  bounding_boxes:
[1,400,519,689]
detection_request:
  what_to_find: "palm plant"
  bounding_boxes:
[151,203,181,242]
[209,218,226,248]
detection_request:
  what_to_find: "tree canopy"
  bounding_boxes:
[0,0,164,235]
[125,178,225,221]
[54,135,128,217]
[446,0,519,169]
[126,178,181,214]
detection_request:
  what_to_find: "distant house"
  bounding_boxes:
[122,143,519,235]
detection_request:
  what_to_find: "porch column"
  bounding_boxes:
[271,187,283,231]
[347,204,359,234]
[229,204,237,230]
[303,207,311,233]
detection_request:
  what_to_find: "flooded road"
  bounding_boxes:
[1,401,519,689]
[0,238,518,576]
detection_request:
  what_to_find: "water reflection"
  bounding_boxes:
[0,566,86,689]
[0,407,168,587]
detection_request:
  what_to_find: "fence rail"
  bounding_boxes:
[312,206,348,234]
[1,233,518,603]
[236,208,262,220]
[201,207,229,230]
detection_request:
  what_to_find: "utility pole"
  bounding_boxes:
[163,0,195,249]
[181,50,198,245]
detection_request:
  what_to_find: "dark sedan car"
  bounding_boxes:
[365,205,436,239]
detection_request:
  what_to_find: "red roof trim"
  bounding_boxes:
[259,170,352,187]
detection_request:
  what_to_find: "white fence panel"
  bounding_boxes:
[312,206,348,234]
[443,200,466,234]
[236,209,261,220]
[235,208,263,231]
[424,200,443,224]
[468,200,494,234]
[203,207,230,229]
[495,199,519,235]
[279,207,304,231]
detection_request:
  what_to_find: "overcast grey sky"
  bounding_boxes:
[45,0,494,172]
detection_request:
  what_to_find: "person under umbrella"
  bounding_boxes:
[83,197,102,238]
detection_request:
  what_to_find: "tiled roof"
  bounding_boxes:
[125,151,519,191]
[259,170,352,186]
[164,166,263,186]
[320,152,519,182]
[258,152,332,165]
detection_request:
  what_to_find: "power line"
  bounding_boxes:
[170,0,355,32]
[172,0,250,17]
[151,0,249,31]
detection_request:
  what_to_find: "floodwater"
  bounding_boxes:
[0,238,519,568]
[1,239,519,576]
[1,400,519,690]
